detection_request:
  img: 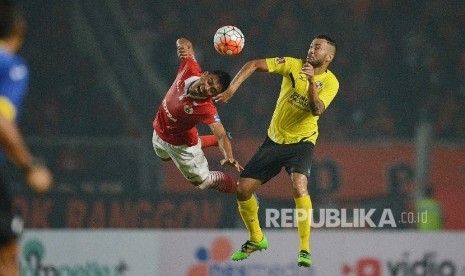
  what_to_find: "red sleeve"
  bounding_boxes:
[179,56,202,76]
[198,101,220,125]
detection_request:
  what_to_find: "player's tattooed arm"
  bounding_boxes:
[308,81,326,116]
[309,99,325,115]
[301,62,325,115]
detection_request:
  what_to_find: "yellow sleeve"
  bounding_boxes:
[266,57,301,75]
[0,96,17,121]
[319,75,339,110]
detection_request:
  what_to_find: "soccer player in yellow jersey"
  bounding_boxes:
[214,35,339,267]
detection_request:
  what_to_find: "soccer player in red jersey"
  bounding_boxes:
[152,38,243,193]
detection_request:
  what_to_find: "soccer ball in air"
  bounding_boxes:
[213,25,245,56]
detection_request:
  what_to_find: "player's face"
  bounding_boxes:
[306,39,331,67]
[190,72,223,98]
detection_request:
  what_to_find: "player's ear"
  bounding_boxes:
[326,53,334,63]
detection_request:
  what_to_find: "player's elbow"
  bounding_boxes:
[247,59,268,72]
[311,109,323,116]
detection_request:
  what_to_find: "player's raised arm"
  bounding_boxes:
[213,59,268,104]
[176,37,195,59]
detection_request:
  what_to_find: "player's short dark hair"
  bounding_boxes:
[212,70,231,93]
[316,34,337,55]
[0,0,25,39]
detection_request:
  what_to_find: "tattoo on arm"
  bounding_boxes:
[310,100,325,115]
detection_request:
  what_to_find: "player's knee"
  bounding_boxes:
[235,183,254,198]
[291,172,309,192]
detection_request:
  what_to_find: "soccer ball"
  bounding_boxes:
[213,25,245,56]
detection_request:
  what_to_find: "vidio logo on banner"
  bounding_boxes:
[343,252,461,276]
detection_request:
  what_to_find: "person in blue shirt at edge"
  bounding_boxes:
[0,1,53,275]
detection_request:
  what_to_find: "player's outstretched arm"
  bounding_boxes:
[208,121,243,172]
[213,59,268,104]
[176,37,195,59]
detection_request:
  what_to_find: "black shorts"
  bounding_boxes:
[0,174,23,245]
[0,211,23,245]
[240,136,315,184]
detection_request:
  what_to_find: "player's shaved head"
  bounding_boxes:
[316,34,337,55]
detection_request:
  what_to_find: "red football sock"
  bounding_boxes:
[200,135,218,148]
[198,171,237,193]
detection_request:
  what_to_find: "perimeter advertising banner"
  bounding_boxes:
[20,230,161,275]
[21,230,465,276]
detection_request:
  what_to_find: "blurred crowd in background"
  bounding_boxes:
[18,0,465,143]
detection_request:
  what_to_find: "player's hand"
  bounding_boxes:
[177,46,190,59]
[213,88,235,104]
[26,166,53,194]
[220,158,244,172]
[176,38,193,59]
[300,62,315,80]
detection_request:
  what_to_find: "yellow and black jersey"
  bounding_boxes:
[265,57,339,145]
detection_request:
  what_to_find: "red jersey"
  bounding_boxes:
[153,56,220,146]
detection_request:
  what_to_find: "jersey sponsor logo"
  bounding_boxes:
[276,57,285,64]
[287,76,323,111]
[176,80,182,94]
[288,90,311,111]
[162,99,177,122]
[184,104,194,114]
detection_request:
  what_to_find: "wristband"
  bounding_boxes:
[23,157,43,171]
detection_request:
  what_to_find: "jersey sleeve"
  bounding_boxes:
[0,96,17,121]
[319,73,339,110]
[0,59,29,122]
[180,56,202,77]
[199,103,221,125]
[265,57,301,76]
